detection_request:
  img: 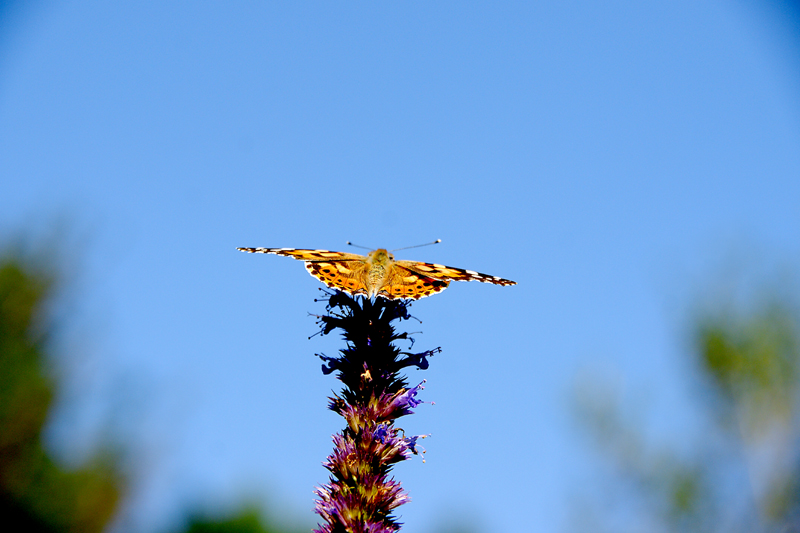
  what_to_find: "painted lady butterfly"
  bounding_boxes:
[236,247,516,300]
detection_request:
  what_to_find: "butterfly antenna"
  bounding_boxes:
[346,241,373,251]
[390,239,442,252]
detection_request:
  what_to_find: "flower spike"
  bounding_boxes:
[312,291,438,533]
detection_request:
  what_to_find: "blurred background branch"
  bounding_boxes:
[573,264,800,533]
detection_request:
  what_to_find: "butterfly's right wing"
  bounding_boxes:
[236,248,366,262]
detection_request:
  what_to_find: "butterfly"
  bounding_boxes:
[236,247,516,300]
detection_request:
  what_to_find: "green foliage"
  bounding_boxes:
[180,507,311,533]
[699,302,799,432]
[695,299,800,525]
[183,509,267,533]
[0,258,122,533]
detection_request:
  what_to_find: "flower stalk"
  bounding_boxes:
[312,290,439,533]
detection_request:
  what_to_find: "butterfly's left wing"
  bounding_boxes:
[395,260,516,286]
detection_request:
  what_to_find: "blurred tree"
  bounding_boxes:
[0,256,122,532]
[573,282,800,532]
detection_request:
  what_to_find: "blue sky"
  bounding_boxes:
[2,1,800,532]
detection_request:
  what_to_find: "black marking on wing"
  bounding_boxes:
[396,261,516,286]
[236,248,366,262]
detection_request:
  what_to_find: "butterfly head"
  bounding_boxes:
[368,248,395,267]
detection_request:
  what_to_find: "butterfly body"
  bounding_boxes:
[237,246,516,300]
